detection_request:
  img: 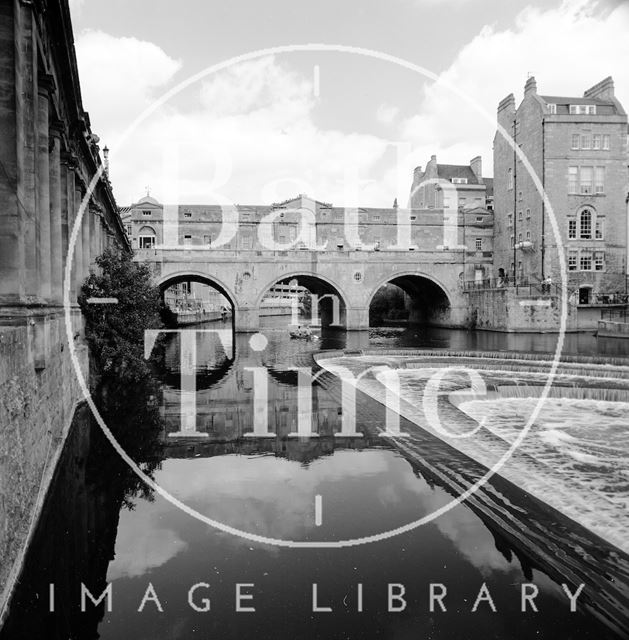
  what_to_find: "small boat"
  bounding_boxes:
[289,326,313,340]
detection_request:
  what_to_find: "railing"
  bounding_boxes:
[591,293,628,306]
[462,276,515,290]
[462,276,561,296]
[463,278,629,307]
[601,307,629,322]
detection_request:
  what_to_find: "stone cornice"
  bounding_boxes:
[37,73,56,96]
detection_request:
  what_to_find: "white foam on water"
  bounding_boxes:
[317,355,629,553]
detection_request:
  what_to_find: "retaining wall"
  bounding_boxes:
[467,288,578,332]
[0,310,87,624]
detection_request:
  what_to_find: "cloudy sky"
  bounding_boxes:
[68,0,629,207]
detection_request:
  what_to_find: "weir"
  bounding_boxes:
[316,350,629,555]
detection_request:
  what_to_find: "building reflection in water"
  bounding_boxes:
[2,324,629,639]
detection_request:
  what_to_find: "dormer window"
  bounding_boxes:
[547,103,557,114]
[569,104,596,115]
[451,177,468,184]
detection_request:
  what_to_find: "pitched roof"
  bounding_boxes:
[436,164,480,184]
[541,95,614,106]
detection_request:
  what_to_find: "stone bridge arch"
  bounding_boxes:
[157,270,238,313]
[256,271,350,328]
[144,250,469,332]
[364,270,453,327]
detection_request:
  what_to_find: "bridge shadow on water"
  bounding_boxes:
[2,322,629,639]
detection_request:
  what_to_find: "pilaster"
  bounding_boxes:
[49,121,63,303]
[36,74,53,301]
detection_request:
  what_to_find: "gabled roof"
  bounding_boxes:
[271,195,333,209]
[436,164,481,185]
[541,95,614,106]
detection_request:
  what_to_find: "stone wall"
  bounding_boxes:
[467,288,578,332]
[597,319,629,338]
[0,311,87,623]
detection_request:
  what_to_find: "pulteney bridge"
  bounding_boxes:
[128,195,491,332]
[138,245,471,332]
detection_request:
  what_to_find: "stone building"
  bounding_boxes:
[493,76,628,306]
[409,155,494,212]
[408,156,494,283]
[120,190,493,288]
[0,0,129,623]
[0,0,129,316]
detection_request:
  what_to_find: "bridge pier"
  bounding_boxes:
[234,307,260,333]
[344,307,369,331]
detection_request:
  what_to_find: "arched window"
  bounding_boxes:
[138,225,156,249]
[579,209,592,239]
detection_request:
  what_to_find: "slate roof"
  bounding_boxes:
[436,164,481,185]
[541,95,614,106]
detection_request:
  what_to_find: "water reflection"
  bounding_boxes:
[2,323,629,639]
[158,325,349,440]
[369,324,629,359]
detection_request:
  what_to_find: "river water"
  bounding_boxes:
[2,321,629,639]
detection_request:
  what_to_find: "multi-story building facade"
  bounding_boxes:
[0,0,129,312]
[410,155,494,212]
[409,156,494,283]
[494,76,628,305]
[121,190,493,286]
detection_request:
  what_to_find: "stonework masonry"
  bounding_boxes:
[0,0,129,312]
[0,0,129,622]
[492,76,628,306]
[0,313,87,624]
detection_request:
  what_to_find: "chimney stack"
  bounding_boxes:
[584,76,615,101]
[524,76,537,96]
[470,156,482,182]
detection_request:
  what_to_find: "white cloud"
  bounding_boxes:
[76,44,390,205]
[399,0,629,180]
[107,505,188,580]
[155,452,394,542]
[68,0,84,18]
[199,55,313,119]
[74,0,629,207]
[75,30,181,132]
[376,103,400,126]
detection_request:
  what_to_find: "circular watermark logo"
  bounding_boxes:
[63,44,567,548]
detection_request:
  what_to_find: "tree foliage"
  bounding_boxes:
[369,285,409,325]
[79,249,166,505]
[79,249,165,382]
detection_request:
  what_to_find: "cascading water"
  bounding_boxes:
[317,352,629,554]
